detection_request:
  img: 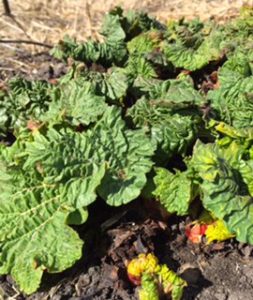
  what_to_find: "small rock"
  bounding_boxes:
[239,245,253,258]
[179,263,201,285]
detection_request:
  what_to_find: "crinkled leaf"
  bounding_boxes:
[153,168,193,215]
[103,7,163,41]
[132,75,203,103]
[126,31,169,80]
[220,7,253,51]
[51,36,127,67]
[59,66,131,103]
[27,107,155,206]
[126,55,157,79]
[139,273,159,300]
[95,68,130,102]
[42,80,108,126]
[208,51,253,128]
[212,121,253,141]
[131,100,200,158]
[0,110,151,292]
[23,128,107,207]
[159,265,187,300]
[77,68,131,103]
[163,19,225,71]
[0,135,106,294]
[92,107,155,206]
[0,78,53,136]
[0,202,83,295]
[127,93,202,162]
[127,253,159,284]
[101,9,126,42]
[127,30,162,54]
[191,141,253,244]
[123,9,164,37]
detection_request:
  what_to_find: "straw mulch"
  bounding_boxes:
[0,0,252,75]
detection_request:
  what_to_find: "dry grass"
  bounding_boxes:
[0,0,253,79]
[0,0,252,65]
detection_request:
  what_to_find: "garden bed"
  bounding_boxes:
[1,4,253,300]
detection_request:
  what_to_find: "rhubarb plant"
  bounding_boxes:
[1,6,253,295]
[0,107,155,294]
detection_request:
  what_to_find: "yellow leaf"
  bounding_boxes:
[205,220,235,244]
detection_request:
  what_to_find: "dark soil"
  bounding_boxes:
[0,199,253,300]
[0,51,67,82]
[1,53,253,300]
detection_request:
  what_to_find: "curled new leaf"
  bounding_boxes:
[127,253,159,284]
[159,265,187,300]
[185,211,234,244]
[127,253,186,300]
[139,273,160,300]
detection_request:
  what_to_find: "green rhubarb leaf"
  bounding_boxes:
[102,7,162,41]
[127,93,202,163]
[92,107,155,206]
[0,107,154,294]
[0,78,53,136]
[132,75,203,103]
[126,34,171,80]
[43,79,108,126]
[0,128,107,294]
[67,207,89,225]
[127,30,162,55]
[208,50,253,129]
[77,68,130,103]
[153,168,193,215]
[0,191,83,295]
[126,55,157,79]
[220,6,253,51]
[24,128,106,207]
[94,68,130,102]
[192,141,253,244]
[101,9,126,42]
[26,107,155,207]
[58,66,131,103]
[163,19,225,71]
[128,76,204,122]
[52,9,161,71]
[51,36,127,67]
